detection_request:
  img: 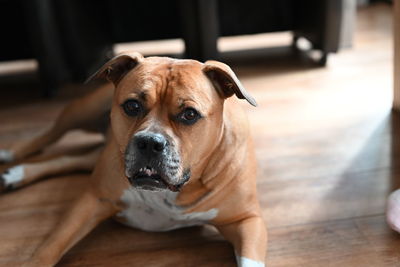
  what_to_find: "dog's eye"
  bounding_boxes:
[179,108,201,125]
[122,99,142,116]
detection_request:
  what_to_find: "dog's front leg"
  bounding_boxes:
[216,216,267,267]
[22,190,118,267]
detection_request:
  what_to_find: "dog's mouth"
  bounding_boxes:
[128,166,183,192]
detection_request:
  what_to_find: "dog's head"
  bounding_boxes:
[89,52,256,192]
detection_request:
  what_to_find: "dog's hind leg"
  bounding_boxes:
[0,146,102,193]
[0,82,113,163]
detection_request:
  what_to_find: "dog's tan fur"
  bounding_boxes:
[0,52,267,266]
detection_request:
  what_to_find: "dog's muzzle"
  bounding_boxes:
[125,131,189,192]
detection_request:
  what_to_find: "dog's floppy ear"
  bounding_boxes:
[203,60,257,107]
[86,52,144,86]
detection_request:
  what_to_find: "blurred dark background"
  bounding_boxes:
[0,0,371,96]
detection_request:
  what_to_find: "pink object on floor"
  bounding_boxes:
[387,189,400,233]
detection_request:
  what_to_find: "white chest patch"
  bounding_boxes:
[116,189,218,232]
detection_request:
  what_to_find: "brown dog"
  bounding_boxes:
[0,52,267,266]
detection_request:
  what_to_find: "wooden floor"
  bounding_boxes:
[0,4,399,266]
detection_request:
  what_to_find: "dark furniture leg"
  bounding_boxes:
[179,0,219,61]
[55,0,113,82]
[319,0,343,65]
[23,0,71,97]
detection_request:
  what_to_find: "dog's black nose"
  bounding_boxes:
[135,132,167,155]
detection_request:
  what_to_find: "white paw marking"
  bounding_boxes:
[235,252,265,267]
[387,189,400,233]
[116,188,218,232]
[0,150,14,163]
[237,257,265,267]
[2,165,24,187]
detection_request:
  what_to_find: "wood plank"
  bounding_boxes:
[260,168,400,227]
[267,215,400,267]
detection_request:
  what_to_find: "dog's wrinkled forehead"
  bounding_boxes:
[116,58,219,113]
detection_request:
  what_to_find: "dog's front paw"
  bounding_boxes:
[387,189,400,233]
[0,165,24,193]
[0,149,14,164]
